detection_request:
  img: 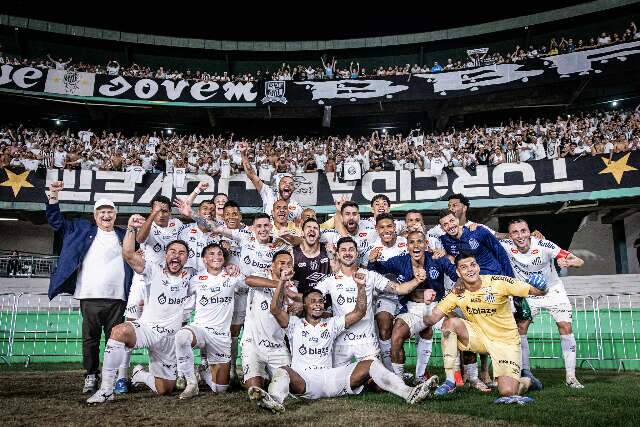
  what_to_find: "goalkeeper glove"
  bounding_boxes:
[527,273,547,292]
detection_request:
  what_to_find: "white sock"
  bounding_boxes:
[464,362,479,382]
[561,333,577,378]
[136,368,158,393]
[175,329,195,380]
[520,335,530,372]
[268,368,291,404]
[379,339,392,371]
[391,362,405,378]
[370,359,412,400]
[201,367,214,391]
[118,347,131,380]
[211,383,229,393]
[415,338,432,378]
[100,339,125,392]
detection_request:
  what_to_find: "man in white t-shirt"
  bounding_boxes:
[501,219,585,389]
[53,145,67,169]
[248,260,437,413]
[87,216,191,403]
[241,144,303,221]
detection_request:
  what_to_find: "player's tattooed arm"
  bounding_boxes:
[245,275,278,288]
[345,272,368,328]
[124,214,146,274]
[383,268,427,295]
[270,273,290,328]
[557,252,584,268]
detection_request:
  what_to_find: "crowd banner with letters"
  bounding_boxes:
[1,153,638,213]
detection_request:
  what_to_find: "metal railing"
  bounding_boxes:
[1,292,639,370]
[0,256,59,278]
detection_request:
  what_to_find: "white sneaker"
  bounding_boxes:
[86,388,114,404]
[179,380,199,400]
[130,364,146,387]
[83,374,98,394]
[406,375,439,404]
[566,377,584,389]
[248,386,285,414]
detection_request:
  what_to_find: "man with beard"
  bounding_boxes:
[176,199,217,276]
[421,252,548,404]
[87,215,190,403]
[315,237,429,367]
[248,269,437,413]
[240,144,303,221]
[363,213,408,371]
[501,219,585,389]
[292,218,332,294]
[321,201,377,266]
[115,195,183,393]
[368,230,457,383]
[184,181,227,227]
[271,199,302,246]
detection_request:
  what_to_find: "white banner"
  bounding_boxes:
[44,69,95,96]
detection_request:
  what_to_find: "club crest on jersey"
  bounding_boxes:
[321,330,330,339]
[468,238,479,250]
[260,300,269,311]
[483,289,496,303]
[429,267,440,280]
[310,259,319,270]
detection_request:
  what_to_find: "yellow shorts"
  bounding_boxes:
[456,319,521,380]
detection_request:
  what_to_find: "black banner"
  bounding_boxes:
[1,153,638,213]
[1,40,640,107]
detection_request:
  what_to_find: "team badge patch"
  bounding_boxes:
[429,267,440,280]
[469,238,479,250]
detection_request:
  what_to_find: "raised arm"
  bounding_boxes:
[136,202,162,244]
[173,197,219,233]
[45,181,64,230]
[270,279,290,328]
[239,143,263,192]
[123,215,146,274]
[345,272,368,327]
[383,268,426,295]
[184,181,210,207]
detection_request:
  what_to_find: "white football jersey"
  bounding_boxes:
[259,184,303,222]
[360,217,405,235]
[320,223,377,266]
[287,315,346,372]
[188,271,246,334]
[500,237,566,290]
[214,227,252,266]
[138,262,190,334]
[178,223,216,271]
[230,229,290,277]
[315,269,389,346]
[243,270,295,351]
[143,218,183,265]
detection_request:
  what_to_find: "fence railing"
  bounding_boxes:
[1,292,638,370]
[0,256,59,278]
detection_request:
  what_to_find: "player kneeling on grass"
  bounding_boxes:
[421,252,549,405]
[87,215,191,404]
[248,270,438,413]
[175,243,245,399]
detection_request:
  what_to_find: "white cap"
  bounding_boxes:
[94,198,116,212]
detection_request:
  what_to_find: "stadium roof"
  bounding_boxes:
[0,2,595,41]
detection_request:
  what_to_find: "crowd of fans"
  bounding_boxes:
[1,22,638,83]
[1,107,638,180]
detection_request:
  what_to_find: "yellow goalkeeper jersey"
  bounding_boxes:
[437,275,530,345]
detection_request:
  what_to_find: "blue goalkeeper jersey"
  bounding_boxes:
[439,226,514,277]
[368,252,458,308]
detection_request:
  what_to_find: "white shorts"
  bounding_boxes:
[297,363,364,400]
[527,286,573,323]
[184,324,231,364]
[232,293,247,326]
[396,301,435,337]
[129,320,177,381]
[125,274,146,320]
[374,295,399,317]
[333,342,379,367]
[241,337,291,381]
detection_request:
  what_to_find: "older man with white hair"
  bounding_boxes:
[46,181,135,394]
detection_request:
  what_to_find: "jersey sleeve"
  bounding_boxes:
[368,270,391,293]
[286,315,302,336]
[230,229,251,245]
[314,276,330,295]
[437,256,458,282]
[493,277,530,298]
[538,239,564,259]
[259,184,275,210]
[436,292,458,315]
[331,315,346,338]
[479,227,514,277]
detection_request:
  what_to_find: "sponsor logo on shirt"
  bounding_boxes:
[260,300,269,310]
[342,331,368,341]
[199,275,208,280]
[532,249,539,255]
[258,339,282,349]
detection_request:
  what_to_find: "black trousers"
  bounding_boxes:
[79,299,126,375]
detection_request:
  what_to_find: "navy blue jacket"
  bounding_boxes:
[368,252,458,308]
[439,226,514,277]
[46,203,134,300]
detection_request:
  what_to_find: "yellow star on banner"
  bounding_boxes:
[599,153,637,184]
[0,169,34,197]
